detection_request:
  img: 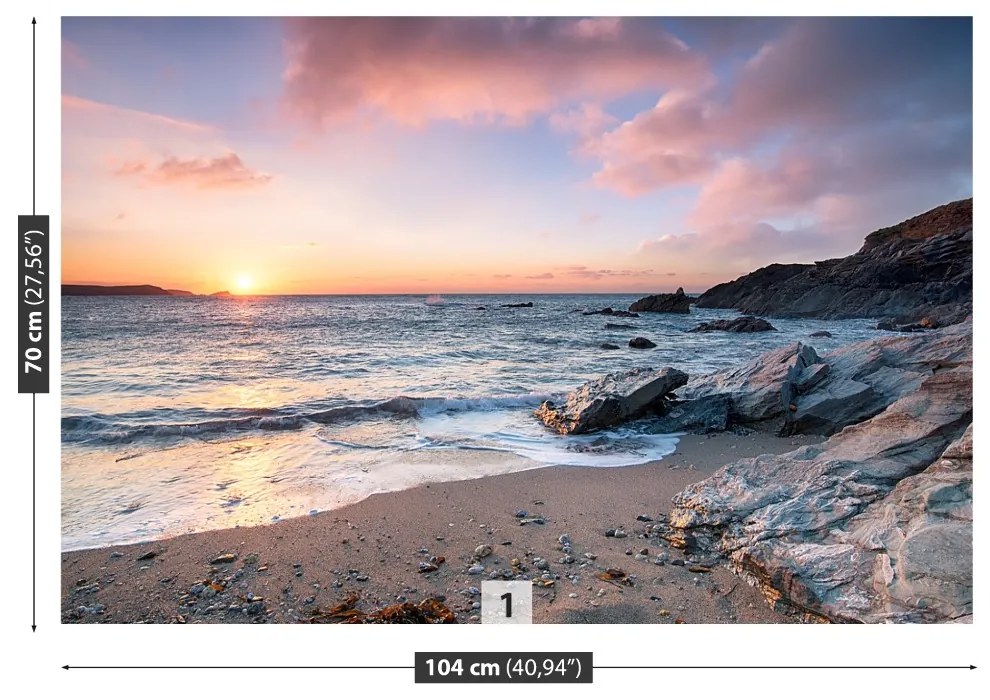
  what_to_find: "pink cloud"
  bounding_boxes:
[116,153,272,190]
[62,39,89,70]
[62,94,213,133]
[281,18,707,127]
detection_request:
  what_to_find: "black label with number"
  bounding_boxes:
[19,215,49,393]
[415,652,593,684]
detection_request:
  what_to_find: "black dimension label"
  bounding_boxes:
[19,215,49,393]
[415,652,592,683]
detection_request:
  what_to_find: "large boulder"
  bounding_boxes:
[629,337,657,349]
[680,343,821,424]
[665,366,972,623]
[629,287,691,313]
[535,367,688,434]
[688,316,777,333]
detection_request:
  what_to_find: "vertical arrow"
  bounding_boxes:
[31,16,38,633]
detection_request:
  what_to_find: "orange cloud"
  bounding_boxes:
[116,153,272,190]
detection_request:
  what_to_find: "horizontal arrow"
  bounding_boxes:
[596,665,975,670]
[64,665,413,670]
[64,664,974,671]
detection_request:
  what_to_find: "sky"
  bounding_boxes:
[61,17,973,295]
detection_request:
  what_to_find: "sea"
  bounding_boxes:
[62,294,883,550]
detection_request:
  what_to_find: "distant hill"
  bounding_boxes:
[62,284,194,296]
[695,198,972,325]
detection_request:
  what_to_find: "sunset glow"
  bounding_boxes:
[61,18,972,295]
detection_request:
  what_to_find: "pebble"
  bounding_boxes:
[110,551,123,559]
[671,559,685,567]
[474,544,493,559]
[467,564,485,575]
[583,552,597,560]
[355,574,370,582]
[136,551,157,561]
[308,509,319,516]
[636,514,654,522]
[533,557,550,571]
[558,533,571,546]
[568,593,578,598]
[514,510,528,518]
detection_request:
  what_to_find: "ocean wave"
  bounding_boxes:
[61,392,553,445]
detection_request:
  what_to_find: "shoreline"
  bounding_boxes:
[62,430,818,624]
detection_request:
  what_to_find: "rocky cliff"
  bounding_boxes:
[695,198,972,325]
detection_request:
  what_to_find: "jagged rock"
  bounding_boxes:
[649,395,731,434]
[681,343,821,424]
[683,320,971,435]
[534,367,688,434]
[599,343,620,350]
[809,331,833,338]
[629,287,691,314]
[668,365,972,623]
[695,198,972,322]
[791,362,830,393]
[688,316,776,333]
[629,337,657,349]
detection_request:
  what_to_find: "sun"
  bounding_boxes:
[233,274,255,294]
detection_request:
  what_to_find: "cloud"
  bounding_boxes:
[281,18,707,127]
[524,272,555,280]
[62,95,213,133]
[591,18,971,201]
[116,152,272,189]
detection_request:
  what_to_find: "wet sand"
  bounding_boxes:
[62,431,818,624]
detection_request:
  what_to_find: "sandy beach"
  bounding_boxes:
[62,430,818,624]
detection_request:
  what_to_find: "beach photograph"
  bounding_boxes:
[61,16,973,624]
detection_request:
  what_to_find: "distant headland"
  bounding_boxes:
[62,284,231,297]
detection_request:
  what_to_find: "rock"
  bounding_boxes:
[636,514,654,522]
[599,343,620,350]
[210,553,238,565]
[501,302,533,308]
[681,343,820,424]
[467,564,485,575]
[688,316,776,333]
[792,362,830,393]
[695,198,972,323]
[604,323,636,329]
[786,378,875,434]
[669,364,972,623]
[649,394,731,434]
[583,307,640,318]
[535,367,688,434]
[682,322,971,436]
[136,551,157,561]
[629,288,691,314]
[514,510,528,518]
[473,306,486,310]
[809,330,833,338]
[473,544,493,559]
[628,337,657,349]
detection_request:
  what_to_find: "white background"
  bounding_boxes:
[0,1,984,697]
